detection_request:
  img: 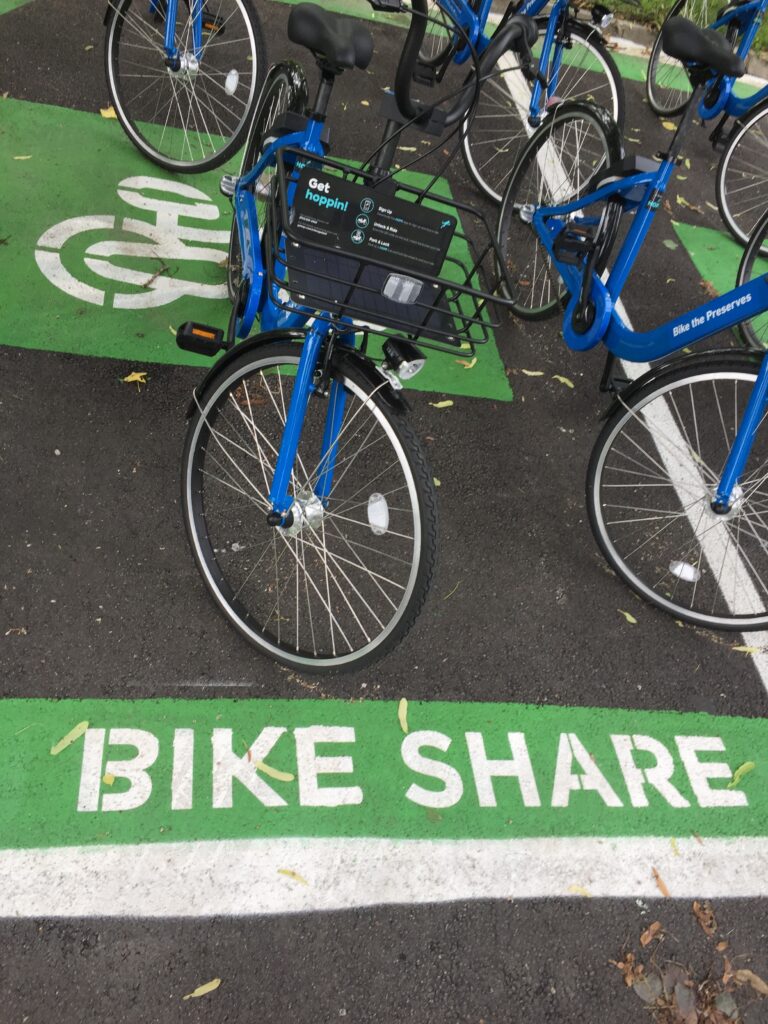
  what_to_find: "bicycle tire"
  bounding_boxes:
[716,98,768,247]
[587,351,768,630]
[735,206,768,349]
[227,62,308,304]
[182,339,439,671]
[646,0,710,117]
[496,100,622,320]
[462,18,624,204]
[105,0,266,172]
[419,0,460,67]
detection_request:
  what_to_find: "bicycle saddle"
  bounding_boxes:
[288,3,374,72]
[661,16,746,77]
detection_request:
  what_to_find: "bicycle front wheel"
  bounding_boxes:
[587,354,768,630]
[497,100,621,319]
[646,0,709,116]
[182,341,439,671]
[462,20,624,204]
[716,100,768,247]
[105,0,266,172]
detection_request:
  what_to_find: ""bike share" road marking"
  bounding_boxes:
[1,697,765,915]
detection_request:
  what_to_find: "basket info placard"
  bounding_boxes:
[290,168,457,277]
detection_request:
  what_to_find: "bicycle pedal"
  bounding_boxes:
[220,174,238,198]
[177,322,229,357]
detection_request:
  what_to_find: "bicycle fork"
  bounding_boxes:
[266,322,350,530]
[712,355,768,513]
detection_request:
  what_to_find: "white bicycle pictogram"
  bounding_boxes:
[35,176,230,310]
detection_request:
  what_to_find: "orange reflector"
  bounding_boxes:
[192,328,217,340]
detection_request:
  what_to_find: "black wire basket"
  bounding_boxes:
[264,147,514,355]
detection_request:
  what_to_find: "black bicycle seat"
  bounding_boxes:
[661,16,746,77]
[288,3,374,72]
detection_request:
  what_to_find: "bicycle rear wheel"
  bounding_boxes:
[496,100,621,320]
[462,19,624,203]
[182,341,438,671]
[646,0,709,116]
[587,353,768,630]
[105,0,266,172]
[227,62,308,303]
[735,207,768,349]
[716,99,768,247]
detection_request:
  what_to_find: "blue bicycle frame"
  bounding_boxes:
[532,147,768,508]
[229,113,355,519]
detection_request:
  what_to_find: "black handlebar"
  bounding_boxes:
[372,0,538,128]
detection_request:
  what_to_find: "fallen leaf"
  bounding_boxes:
[732,644,761,654]
[661,120,677,130]
[254,760,294,782]
[706,200,718,211]
[716,940,729,952]
[552,374,574,389]
[685,158,691,170]
[666,278,675,284]
[5,626,27,636]
[733,969,768,996]
[455,356,477,370]
[727,761,755,789]
[100,105,118,119]
[610,952,642,987]
[670,837,680,857]
[692,899,717,937]
[50,721,89,756]
[102,773,115,786]
[652,866,670,897]
[633,973,663,1002]
[429,400,453,409]
[619,609,637,624]
[398,697,409,735]
[662,239,678,250]
[122,371,148,387]
[700,279,718,299]
[567,884,592,897]
[13,155,32,160]
[182,978,221,1000]
[442,580,461,600]
[676,175,687,181]
[278,868,309,886]
[84,44,94,51]
[640,921,663,946]
[360,100,370,107]
[433,477,441,487]
[521,369,544,376]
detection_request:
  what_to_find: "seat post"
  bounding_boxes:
[311,68,337,119]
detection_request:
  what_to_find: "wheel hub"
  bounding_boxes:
[280,488,325,538]
[707,483,746,520]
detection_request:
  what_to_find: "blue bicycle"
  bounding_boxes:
[419,0,626,202]
[499,17,768,629]
[175,0,534,670]
[104,0,266,171]
[647,0,768,244]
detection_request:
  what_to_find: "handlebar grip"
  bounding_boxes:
[394,0,428,121]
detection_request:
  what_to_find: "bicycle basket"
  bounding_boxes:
[264,147,514,355]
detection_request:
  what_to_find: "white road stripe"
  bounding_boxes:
[2,836,767,916]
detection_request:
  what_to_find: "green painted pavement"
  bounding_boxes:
[672,219,747,294]
[0,0,35,14]
[2,697,764,851]
[0,97,512,401]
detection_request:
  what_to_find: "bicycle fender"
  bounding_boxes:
[185,329,305,418]
[600,348,764,419]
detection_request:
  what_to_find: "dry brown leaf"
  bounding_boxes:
[734,968,768,996]
[652,866,670,897]
[716,940,728,952]
[700,279,719,299]
[692,899,717,937]
[610,952,643,987]
[640,921,663,946]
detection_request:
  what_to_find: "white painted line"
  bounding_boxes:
[2,835,767,916]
